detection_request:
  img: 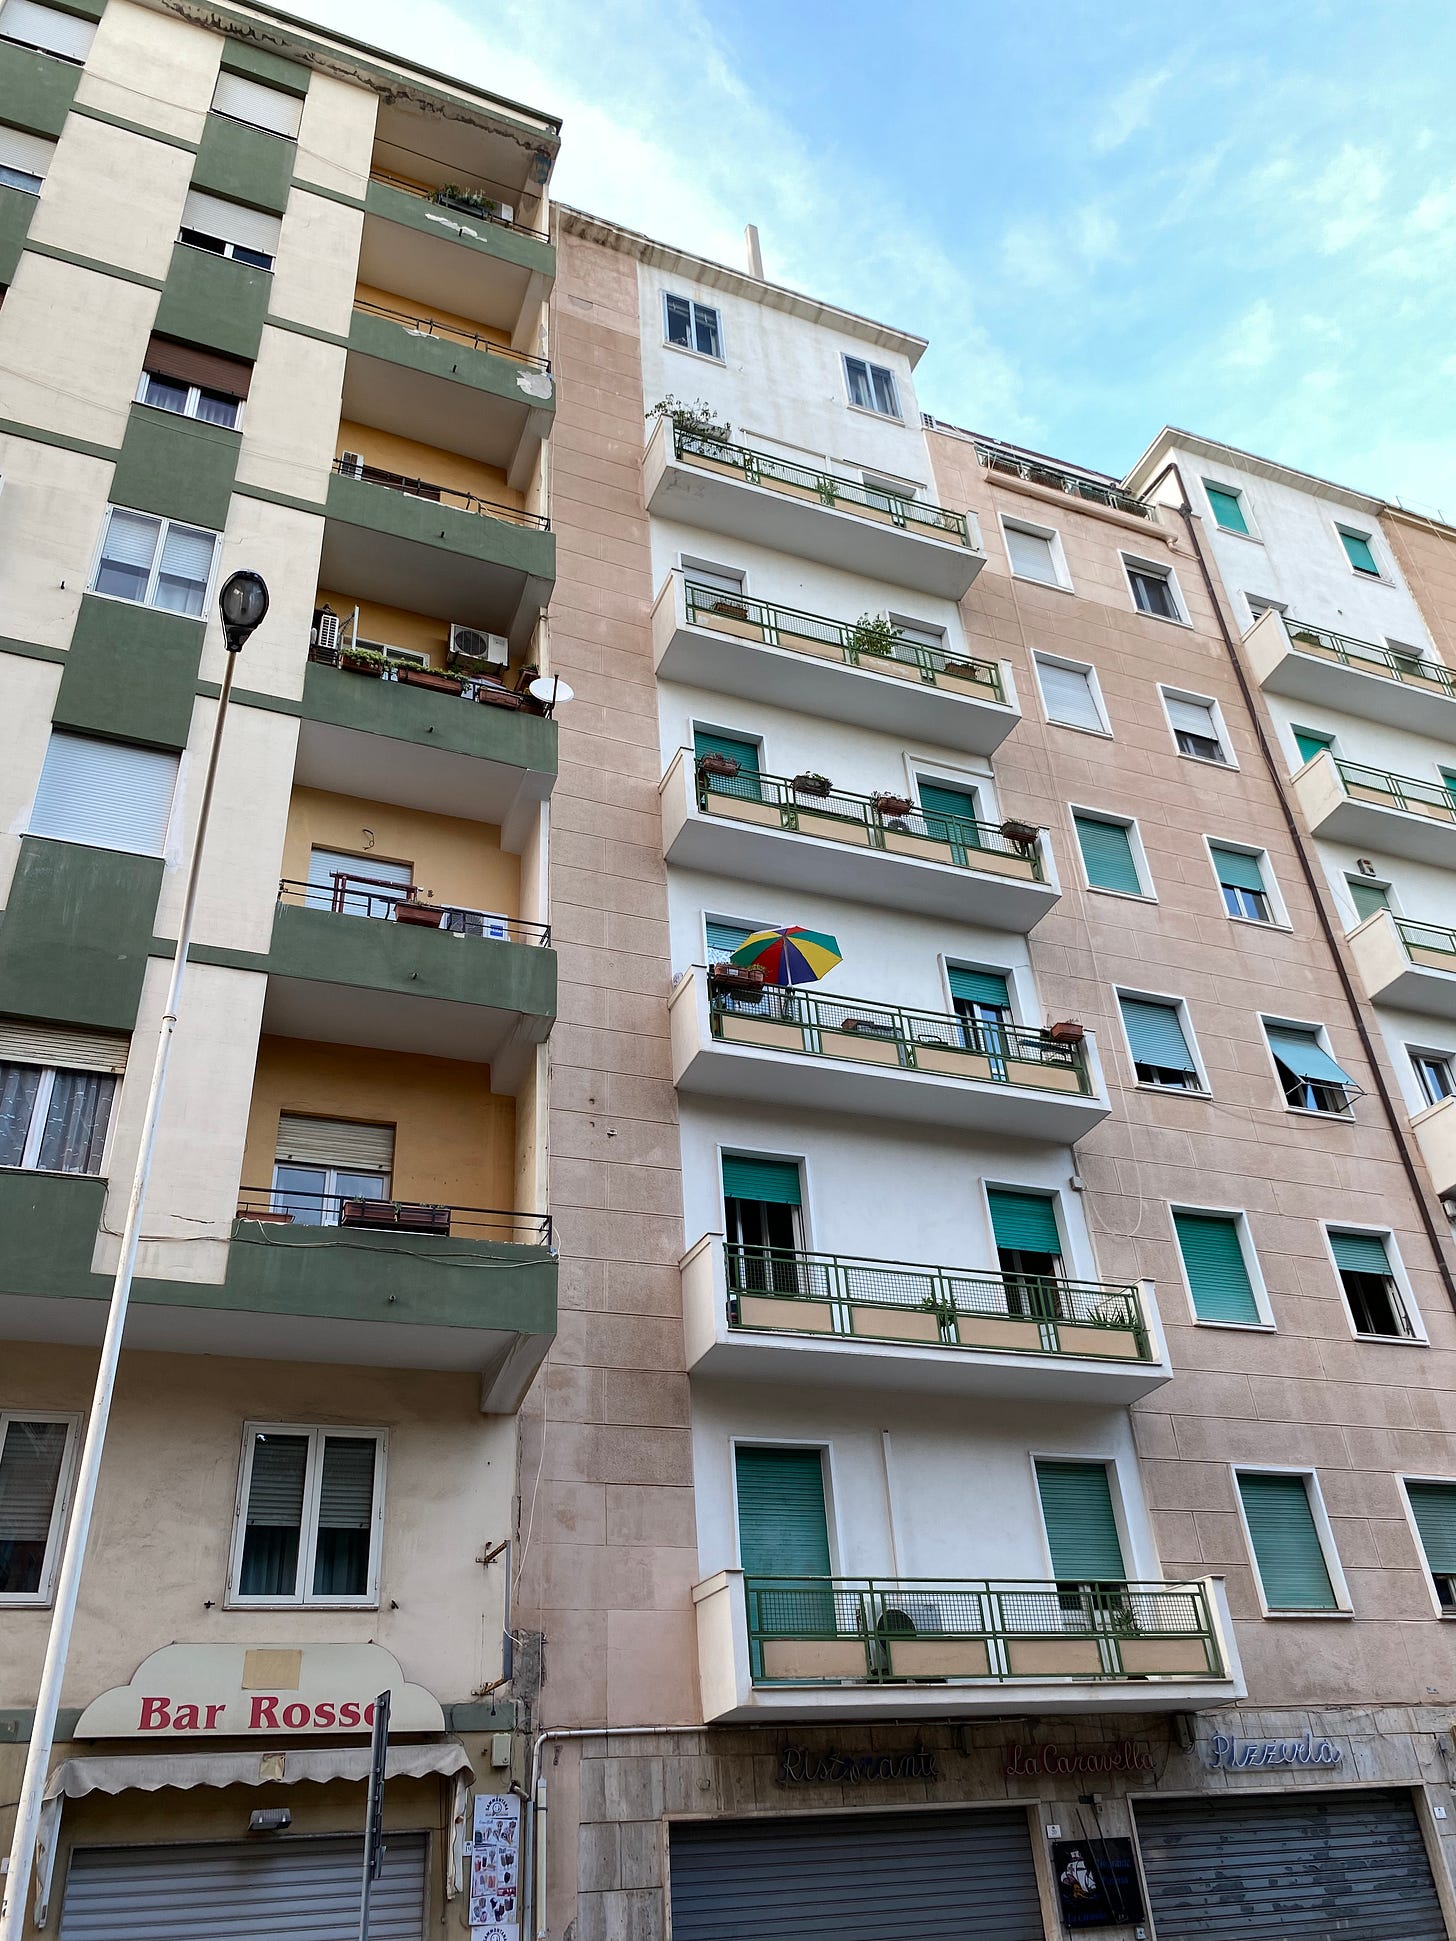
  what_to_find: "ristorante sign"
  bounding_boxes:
[74,1643,445,1738]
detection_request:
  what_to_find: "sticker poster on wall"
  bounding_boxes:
[470,1792,522,1941]
[1052,1837,1145,1929]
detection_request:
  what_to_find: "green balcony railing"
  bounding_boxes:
[1396,916,1456,968]
[695,760,1045,879]
[974,442,1155,520]
[708,985,1092,1094]
[682,581,1005,702]
[1334,758,1456,826]
[726,1244,1150,1360]
[673,426,974,546]
[1284,619,1456,698]
[745,1576,1223,1685]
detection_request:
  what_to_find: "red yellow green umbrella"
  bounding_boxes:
[730,925,842,985]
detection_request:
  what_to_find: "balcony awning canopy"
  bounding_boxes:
[44,1740,472,1800]
[1265,1026,1356,1089]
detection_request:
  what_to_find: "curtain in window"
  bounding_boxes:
[154,524,215,616]
[0,1419,69,1595]
[0,1064,42,1167]
[312,1437,376,1596]
[239,1433,307,1596]
[94,509,159,601]
[194,389,239,426]
[36,1071,115,1173]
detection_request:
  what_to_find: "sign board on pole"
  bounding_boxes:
[470,1792,521,1941]
[357,1689,390,1941]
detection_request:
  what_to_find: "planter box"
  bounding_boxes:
[398,667,465,695]
[394,902,444,928]
[339,1198,451,1234]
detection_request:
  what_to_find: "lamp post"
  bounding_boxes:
[0,572,269,1940]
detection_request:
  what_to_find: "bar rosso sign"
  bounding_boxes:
[73,1643,445,1739]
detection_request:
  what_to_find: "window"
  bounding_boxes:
[706,917,756,964]
[230,1425,384,1605]
[1386,637,1430,676]
[663,292,722,360]
[1328,1229,1414,1338]
[0,125,54,193]
[681,558,745,598]
[987,1188,1064,1313]
[210,70,302,138]
[1346,876,1391,925]
[136,336,251,428]
[1119,994,1203,1091]
[1265,1023,1357,1114]
[271,1114,394,1225]
[1246,594,1286,626]
[734,1446,830,1581]
[1412,1051,1456,1107]
[29,732,178,855]
[305,848,412,919]
[1204,480,1251,535]
[0,1412,78,1604]
[843,355,900,418]
[1293,727,1334,766]
[693,727,763,806]
[917,778,983,849]
[179,189,280,270]
[1126,559,1182,621]
[1035,1460,1126,1585]
[1163,692,1228,763]
[1074,814,1144,896]
[1210,844,1272,922]
[0,1020,124,1174]
[1034,655,1107,734]
[1404,1482,1456,1612]
[1337,526,1381,577]
[950,969,1014,1062]
[1173,1210,1264,1326]
[1236,1472,1340,1612]
[0,0,96,61]
[138,372,241,429]
[1002,520,1063,587]
[91,507,218,616]
[723,1154,803,1293]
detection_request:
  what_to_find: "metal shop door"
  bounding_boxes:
[669,1806,1045,1940]
[1135,1789,1447,1940]
[58,1831,428,1940]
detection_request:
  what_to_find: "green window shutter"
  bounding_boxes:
[1074,815,1141,894]
[706,919,755,960]
[1205,482,1249,535]
[987,1189,1061,1256]
[1294,730,1333,765]
[722,1155,801,1205]
[1347,879,1390,922]
[1174,1212,1260,1324]
[917,781,979,823]
[735,1448,830,1577]
[1443,774,1456,811]
[1340,530,1380,576]
[1035,1461,1126,1581]
[948,967,1010,1010]
[1210,845,1265,894]
[1406,1483,1456,1574]
[693,729,760,775]
[1120,998,1195,1074]
[1330,1230,1391,1277]
[1265,1026,1354,1088]
[1237,1472,1336,1610]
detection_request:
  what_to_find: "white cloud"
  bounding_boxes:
[1090,64,1178,154]
[1219,298,1276,373]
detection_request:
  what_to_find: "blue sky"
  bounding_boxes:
[304,0,1456,506]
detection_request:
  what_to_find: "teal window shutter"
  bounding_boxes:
[1347,878,1390,922]
[1294,729,1333,765]
[948,967,1010,1010]
[1265,1025,1354,1088]
[1237,1472,1337,1609]
[1035,1461,1126,1580]
[918,780,980,823]
[1205,482,1250,534]
[1210,846,1265,894]
[735,1447,830,1577]
[1339,529,1380,576]
[706,919,756,960]
[1174,1211,1260,1324]
[723,1155,801,1205]
[693,729,761,775]
[1406,1483,1456,1575]
[1329,1230,1391,1277]
[987,1188,1061,1256]
[1074,815,1141,894]
[1120,997,1197,1077]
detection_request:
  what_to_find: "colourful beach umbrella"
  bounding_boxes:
[730,925,842,985]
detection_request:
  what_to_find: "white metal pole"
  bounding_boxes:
[0,648,244,1939]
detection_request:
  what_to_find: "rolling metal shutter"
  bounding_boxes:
[0,0,97,60]
[987,1188,1060,1256]
[693,729,760,775]
[275,1113,395,1172]
[1037,658,1103,730]
[1174,1211,1260,1325]
[1120,997,1196,1075]
[210,70,303,138]
[59,1832,427,1940]
[734,1447,829,1577]
[1329,1230,1392,1276]
[1135,1790,1446,1941]
[706,919,755,962]
[722,1155,801,1204]
[1265,1025,1354,1089]
[1407,1481,1456,1573]
[669,1807,1043,1941]
[1209,844,1265,894]
[181,189,281,257]
[1075,815,1141,893]
[144,332,255,400]
[947,966,1010,1010]
[30,732,178,856]
[1237,1472,1336,1610]
[0,1021,128,1072]
[1035,1460,1126,1579]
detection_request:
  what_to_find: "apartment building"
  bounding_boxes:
[0,0,560,1931]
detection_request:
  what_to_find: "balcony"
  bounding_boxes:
[1347,911,1456,1021]
[661,750,1058,931]
[343,299,554,487]
[669,970,1109,1139]
[359,173,554,344]
[265,878,555,1084]
[695,1570,1242,1722]
[1291,751,1456,866]
[652,575,1018,756]
[1245,609,1456,737]
[320,458,555,649]
[973,441,1157,523]
[644,420,985,599]
[682,1237,1170,1401]
[1411,1096,1456,1199]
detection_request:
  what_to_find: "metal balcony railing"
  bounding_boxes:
[332,456,551,529]
[682,581,1004,702]
[235,1186,552,1245]
[368,169,550,240]
[708,985,1092,1093]
[672,427,974,546]
[1334,758,1456,826]
[306,640,547,714]
[353,298,551,370]
[974,442,1155,520]
[1282,618,1456,697]
[745,1575,1223,1684]
[725,1244,1149,1360]
[1396,916,1456,964]
[277,875,551,945]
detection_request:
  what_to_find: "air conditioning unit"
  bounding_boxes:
[312,609,342,652]
[495,201,514,225]
[339,450,364,477]
[449,624,508,667]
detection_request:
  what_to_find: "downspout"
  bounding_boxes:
[1146,459,1456,1312]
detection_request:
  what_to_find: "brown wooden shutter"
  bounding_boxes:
[143,334,253,400]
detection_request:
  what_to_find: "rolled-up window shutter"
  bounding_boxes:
[0,126,55,177]
[1074,816,1141,894]
[705,920,755,962]
[0,1419,69,1541]
[0,0,96,60]
[210,70,302,138]
[1330,1230,1392,1277]
[182,189,281,257]
[1166,696,1217,738]
[29,733,178,856]
[1407,1483,1456,1575]
[1210,845,1266,893]
[0,1020,128,1072]
[1037,660,1103,731]
[317,1438,377,1527]
[987,1188,1061,1256]
[1120,997,1197,1075]
[722,1155,801,1205]
[144,334,253,401]
[275,1114,394,1172]
[948,967,1010,1009]
[245,1433,307,1526]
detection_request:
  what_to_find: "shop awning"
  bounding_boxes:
[45,1740,473,1800]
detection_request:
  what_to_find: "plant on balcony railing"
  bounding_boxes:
[648,395,732,442]
[308,640,548,715]
[1334,758,1456,825]
[235,1186,552,1245]
[1283,618,1456,698]
[681,582,1005,701]
[332,457,551,529]
[368,169,550,240]
[276,876,551,943]
[973,442,1154,520]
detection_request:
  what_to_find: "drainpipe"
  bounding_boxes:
[1146,460,1456,1311]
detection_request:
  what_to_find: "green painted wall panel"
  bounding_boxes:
[0,39,83,137]
[0,1172,108,1300]
[110,400,240,528]
[0,838,162,1030]
[364,177,556,283]
[300,659,557,773]
[219,37,311,94]
[55,596,204,749]
[269,904,556,1022]
[191,112,296,215]
[0,183,40,286]
[153,241,269,361]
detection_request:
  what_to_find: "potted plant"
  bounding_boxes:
[395,891,443,929]
[340,644,389,677]
[434,184,500,220]
[999,817,1039,848]
[697,751,741,779]
[791,771,832,797]
[710,597,751,623]
[709,962,766,996]
[647,396,733,443]
[1045,1020,1085,1045]
[849,613,898,659]
[397,663,465,696]
[872,791,914,818]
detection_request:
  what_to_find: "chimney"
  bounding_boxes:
[744,224,764,280]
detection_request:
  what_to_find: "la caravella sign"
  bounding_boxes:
[73,1643,445,1739]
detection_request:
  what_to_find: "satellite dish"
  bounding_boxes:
[528,675,574,707]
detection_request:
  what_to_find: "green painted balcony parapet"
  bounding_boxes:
[364,173,556,280]
[346,302,556,465]
[1332,757,1456,826]
[1282,617,1456,698]
[325,458,555,581]
[0,36,84,139]
[304,642,557,758]
[352,297,551,373]
[973,440,1156,521]
[0,179,39,286]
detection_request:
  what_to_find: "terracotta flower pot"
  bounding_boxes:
[398,666,464,695]
[1000,818,1039,847]
[1046,1020,1085,1045]
[872,793,913,818]
[698,752,741,778]
[791,774,832,797]
[395,902,443,928]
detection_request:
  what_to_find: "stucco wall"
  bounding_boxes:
[335,418,518,509]
[280,786,519,913]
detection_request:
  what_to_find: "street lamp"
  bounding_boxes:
[0,573,270,1940]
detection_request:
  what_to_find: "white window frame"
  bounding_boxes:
[1408,1043,1456,1112]
[1230,1465,1353,1618]
[662,290,723,363]
[1342,870,1396,930]
[1168,1202,1276,1331]
[1260,1013,1356,1120]
[941,958,1026,1029]
[0,1410,81,1607]
[842,354,902,420]
[134,368,243,431]
[1202,478,1260,542]
[1244,593,1287,630]
[728,1436,840,1575]
[1123,553,1189,625]
[716,1142,810,1251]
[1114,985,1211,1096]
[0,1063,117,1175]
[1032,652,1111,737]
[911,766,994,828]
[1202,836,1290,929]
[1397,1474,1456,1618]
[1159,685,1235,767]
[1027,1451,1142,1583]
[1000,514,1072,592]
[1319,1222,1426,1345]
[1333,519,1387,583]
[87,507,221,615]
[227,1422,387,1609]
[1069,805,1154,901]
[679,553,747,595]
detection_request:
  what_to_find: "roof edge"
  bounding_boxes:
[1125,425,1385,515]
